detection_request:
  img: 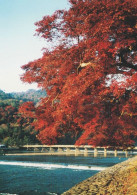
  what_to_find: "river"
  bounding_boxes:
[0,153,135,195]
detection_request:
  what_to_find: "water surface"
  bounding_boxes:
[0,154,133,194]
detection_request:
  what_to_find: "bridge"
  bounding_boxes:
[22,145,137,157]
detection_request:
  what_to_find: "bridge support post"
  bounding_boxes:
[41,148,48,153]
[84,148,88,156]
[58,147,63,153]
[34,148,40,152]
[104,148,107,157]
[49,147,55,153]
[94,148,98,157]
[75,147,80,156]
[114,149,117,157]
[66,147,71,155]
[125,150,128,157]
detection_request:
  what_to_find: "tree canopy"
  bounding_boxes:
[21,0,137,148]
[0,90,42,146]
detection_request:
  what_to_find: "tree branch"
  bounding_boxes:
[116,62,137,71]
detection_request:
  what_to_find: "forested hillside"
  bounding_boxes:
[0,89,45,146]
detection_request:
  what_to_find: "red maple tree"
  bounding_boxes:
[21,0,137,148]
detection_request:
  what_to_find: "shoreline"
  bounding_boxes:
[61,156,137,195]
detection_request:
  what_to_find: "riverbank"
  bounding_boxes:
[62,156,137,195]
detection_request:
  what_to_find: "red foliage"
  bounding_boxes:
[21,0,137,147]
[19,102,35,118]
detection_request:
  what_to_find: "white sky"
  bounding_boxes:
[0,0,69,93]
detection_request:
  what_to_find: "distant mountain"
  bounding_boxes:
[11,89,47,103]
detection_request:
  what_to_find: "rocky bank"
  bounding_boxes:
[62,156,137,195]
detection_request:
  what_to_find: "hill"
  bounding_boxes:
[0,89,46,146]
[0,89,21,107]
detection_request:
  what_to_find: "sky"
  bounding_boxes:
[0,0,69,93]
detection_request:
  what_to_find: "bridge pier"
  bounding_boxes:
[34,148,40,152]
[75,147,81,156]
[58,147,63,153]
[114,149,117,157]
[94,148,98,157]
[125,150,128,157]
[66,147,71,155]
[49,147,55,153]
[41,148,48,153]
[104,148,107,157]
[84,147,88,156]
